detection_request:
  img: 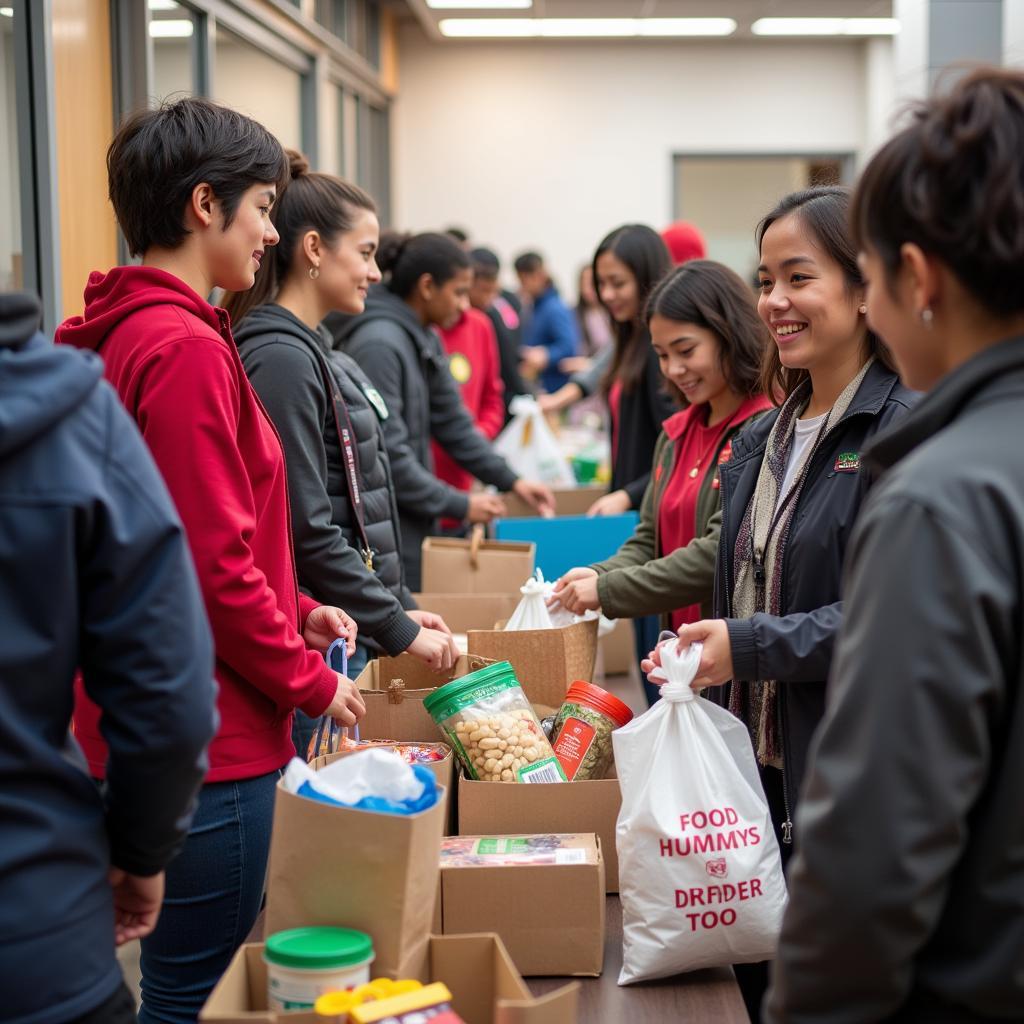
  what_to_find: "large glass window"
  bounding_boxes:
[0,4,23,290]
[315,0,379,67]
[150,0,200,103]
[214,26,303,150]
[674,155,846,282]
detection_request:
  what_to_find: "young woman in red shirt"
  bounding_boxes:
[553,260,772,704]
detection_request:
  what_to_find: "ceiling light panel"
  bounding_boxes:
[427,0,531,8]
[439,17,737,38]
[751,18,900,36]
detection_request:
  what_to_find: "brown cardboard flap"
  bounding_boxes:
[413,593,522,632]
[421,536,535,595]
[467,619,598,709]
[496,985,582,1024]
[264,782,446,978]
[457,774,622,893]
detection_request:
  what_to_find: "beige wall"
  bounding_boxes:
[393,25,886,291]
[53,0,118,318]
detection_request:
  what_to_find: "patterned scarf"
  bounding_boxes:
[730,358,875,765]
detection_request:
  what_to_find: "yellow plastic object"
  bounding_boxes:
[314,979,423,1018]
[349,982,454,1023]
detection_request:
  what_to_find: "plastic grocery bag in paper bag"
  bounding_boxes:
[614,642,787,984]
[493,395,576,487]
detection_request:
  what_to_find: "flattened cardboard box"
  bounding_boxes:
[200,934,579,1023]
[458,772,622,893]
[356,653,495,743]
[467,618,598,710]
[421,535,535,595]
[497,485,606,521]
[435,835,604,977]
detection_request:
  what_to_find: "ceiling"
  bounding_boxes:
[399,0,895,41]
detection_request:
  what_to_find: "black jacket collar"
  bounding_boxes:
[866,335,1024,474]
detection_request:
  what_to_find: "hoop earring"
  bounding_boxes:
[920,308,934,327]
[309,265,320,280]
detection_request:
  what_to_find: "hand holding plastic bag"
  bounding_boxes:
[506,570,617,636]
[614,641,787,983]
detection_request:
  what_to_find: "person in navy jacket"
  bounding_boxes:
[0,290,216,1024]
[514,250,580,392]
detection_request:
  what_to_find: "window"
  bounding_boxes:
[0,5,23,290]
[674,155,848,283]
[316,0,380,67]
[150,1,200,103]
[214,26,303,150]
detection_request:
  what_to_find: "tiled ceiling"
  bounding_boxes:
[400,0,895,40]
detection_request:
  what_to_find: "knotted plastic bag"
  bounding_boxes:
[493,395,576,487]
[614,641,787,984]
[506,570,617,636]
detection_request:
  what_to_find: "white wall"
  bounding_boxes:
[393,24,882,291]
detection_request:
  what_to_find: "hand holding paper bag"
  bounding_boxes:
[614,642,787,984]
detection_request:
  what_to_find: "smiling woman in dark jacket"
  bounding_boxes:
[225,153,460,685]
[767,69,1024,1024]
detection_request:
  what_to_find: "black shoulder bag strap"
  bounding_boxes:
[305,341,376,571]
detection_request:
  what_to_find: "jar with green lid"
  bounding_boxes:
[550,680,634,780]
[424,661,566,783]
[264,927,375,1011]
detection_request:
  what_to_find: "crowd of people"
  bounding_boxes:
[2,65,1024,1024]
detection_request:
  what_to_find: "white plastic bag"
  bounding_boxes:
[505,570,617,636]
[614,642,788,984]
[493,395,576,487]
[282,749,425,805]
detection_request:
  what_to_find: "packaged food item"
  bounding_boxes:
[264,927,375,1011]
[424,662,566,784]
[350,982,463,1023]
[440,833,591,867]
[550,680,633,781]
[330,737,448,764]
[314,979,422,1020]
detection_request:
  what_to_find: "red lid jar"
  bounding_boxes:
[549,681,634,781]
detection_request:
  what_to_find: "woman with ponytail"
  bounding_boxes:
[330,231,554,590]
[226,153,461,754]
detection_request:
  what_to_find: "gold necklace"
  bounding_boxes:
[687,407,741,479]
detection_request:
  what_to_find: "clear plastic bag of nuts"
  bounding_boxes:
[424,662,567,783]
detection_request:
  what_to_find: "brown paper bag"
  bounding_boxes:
[264,780,446,979]
[421,527,535,595]
[467,618,599,709]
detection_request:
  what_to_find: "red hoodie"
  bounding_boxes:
[433,307,506,498]
[57,267,337,782]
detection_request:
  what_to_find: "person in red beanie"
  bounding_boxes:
[56,98,365,1024]
[661,220,708,266]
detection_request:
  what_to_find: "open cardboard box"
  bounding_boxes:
[200,934,579,1023]
[413,593,521,634]
[467,618,598,710]
[457,770,622,894]
[498,484,606,520]
[434,835,604,977]
[421,535,535,595]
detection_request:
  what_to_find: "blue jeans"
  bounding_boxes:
[291,642,370,760]
[137,770,280,1024]
[634,615,663,707]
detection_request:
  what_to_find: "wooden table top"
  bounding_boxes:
[528,897,750,1023]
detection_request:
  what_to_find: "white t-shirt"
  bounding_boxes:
[777,411,828,513]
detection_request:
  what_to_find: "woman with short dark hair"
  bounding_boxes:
[57,98,365,1023]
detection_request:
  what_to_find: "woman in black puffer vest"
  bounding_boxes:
[225,151,459,753]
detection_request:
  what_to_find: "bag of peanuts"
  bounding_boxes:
[424,661,566,783]
[614,641,787,983]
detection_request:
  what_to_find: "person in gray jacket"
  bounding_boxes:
[331,231,554,590]
[766,67,1024,1023]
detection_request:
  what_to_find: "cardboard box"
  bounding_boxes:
[421,534,535,595]
[435,835,605,977]
[498,484,606,520]
[457,772,622,894]
[200,934,579,1023]
[598,617,636,677]
[356,653,495,744]
[265,781,446,979]
[413,593,522,633]
[467,619,598,710]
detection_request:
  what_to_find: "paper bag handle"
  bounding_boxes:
[469,522,485,569]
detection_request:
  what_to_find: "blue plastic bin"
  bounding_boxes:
[493,512,639,581]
